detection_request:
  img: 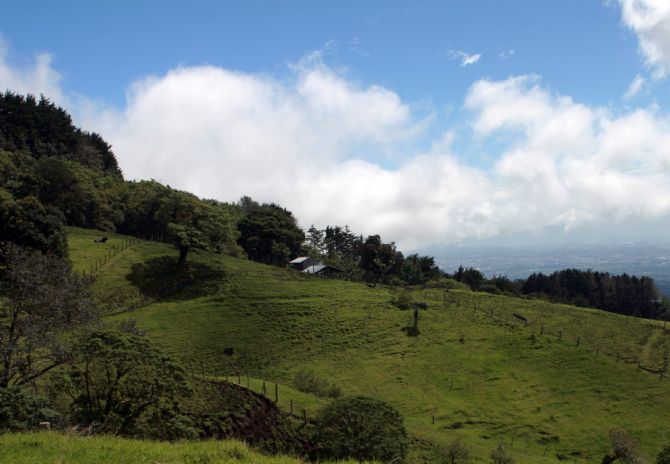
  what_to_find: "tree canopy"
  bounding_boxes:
[0,245,98,388]
[155,190,235,266]
[312,396,408,462]
[237,201,304,266]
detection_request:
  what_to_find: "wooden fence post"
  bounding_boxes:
[275,383,279,402]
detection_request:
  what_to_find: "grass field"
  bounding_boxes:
[0,432,360,464]
[65,227,670,463]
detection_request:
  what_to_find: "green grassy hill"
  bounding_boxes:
[67,227,670,463]
[0,432,355,464]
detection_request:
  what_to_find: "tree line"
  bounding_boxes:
[449,266,669,321]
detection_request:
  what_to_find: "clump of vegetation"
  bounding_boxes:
[0,245,98,388]
[440,437,471,463]
[602,429,645,464]
[54,329,196,440]
[0,388,60,432]
[312,396,407,462]
[657,443,670,464]
[391,289,414,309]
[490,443,515,464]
[293,370,341,399]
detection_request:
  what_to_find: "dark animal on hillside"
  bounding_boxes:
[223,347,234,356]
[94,236,108,243]
[513,313,528,323]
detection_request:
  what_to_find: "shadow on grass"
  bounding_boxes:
[126,256,225,301]
[401,326,420,337]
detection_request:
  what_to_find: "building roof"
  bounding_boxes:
[289,257,310,264]
[302,264,327,274]
[302,264,345,274]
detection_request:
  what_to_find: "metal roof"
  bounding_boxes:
[289,257,310,264]
[302,264,327,274]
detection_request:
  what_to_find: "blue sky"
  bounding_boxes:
[2,0,670,251]
[0,1,646,108]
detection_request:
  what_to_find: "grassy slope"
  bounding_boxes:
[0,432,337,464]
[67,227,670,463]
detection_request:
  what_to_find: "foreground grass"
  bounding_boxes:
[0,432,315,464]
[66,227,670,463]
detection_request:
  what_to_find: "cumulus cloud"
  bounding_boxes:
[624,73,646,98]
[4,45,670,250]
[0,39,65,104]
[446,49,482,67]
[618,0,670,79]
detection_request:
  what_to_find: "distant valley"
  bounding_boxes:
[436,243,670,297]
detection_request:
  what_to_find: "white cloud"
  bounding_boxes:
[446,49,482,67]
[624,73,646,98]
[0,39,66,104]
[4,46,670,250]
[618,0,670,79]
[499,49,515,59]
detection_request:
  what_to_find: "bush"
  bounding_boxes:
[491,443,515,464]
[312,396,407,462]
[56,330,196,440]
[293,370,341,398]
[440,438,471,463]
[657,444,670,464]
[0,387,60,432]
[391,289,413,310]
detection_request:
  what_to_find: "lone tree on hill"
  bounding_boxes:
[155,191,233,266]
[0,245,98,388]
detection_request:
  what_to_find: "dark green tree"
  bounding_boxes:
[305,224,325,257]
[237,202,305,266]
[360,235,403,285]
[155,190,234,266]
[0,246,98,388]
[0,387,60,432]
[401,254,441,285]
[312,396,408,462]
[0,194,67,256]
[57,329,195,439]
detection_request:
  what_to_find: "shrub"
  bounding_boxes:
[56,330,196,440]
[293,370,341,398]
[657,444,670,464]
[0,387,60,432]
[312,396,407,462]
[391,289,413,310]
[490,443,515,464]
[440,438,471,463]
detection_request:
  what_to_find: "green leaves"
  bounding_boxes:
[313,396,408,462]
[61,329,196,439]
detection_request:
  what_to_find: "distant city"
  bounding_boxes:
[436,244,670,297]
